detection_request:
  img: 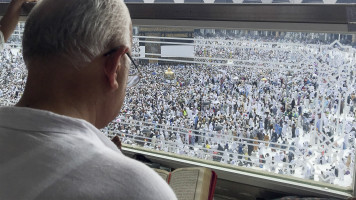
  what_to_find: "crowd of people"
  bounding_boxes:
[110,35,356,187]
[1,32,356,188]
[0,47,26,106]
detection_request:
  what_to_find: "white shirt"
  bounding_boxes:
[0,107,177,200]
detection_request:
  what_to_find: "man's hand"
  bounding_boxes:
[8,0,37,13]
[0,0,38,42]
[11,0,38,5]
[111,136,122,150]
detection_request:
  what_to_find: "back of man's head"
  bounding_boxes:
[22,0,131,68]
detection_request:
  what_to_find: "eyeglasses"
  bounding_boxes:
[104,48,142,88]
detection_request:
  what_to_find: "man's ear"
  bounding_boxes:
[104,47,128,90]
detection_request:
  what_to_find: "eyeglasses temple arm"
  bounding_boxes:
[126,53,143,77]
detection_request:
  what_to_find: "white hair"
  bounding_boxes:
[22,0,131,68]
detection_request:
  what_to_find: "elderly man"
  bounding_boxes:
[0,0,176,199]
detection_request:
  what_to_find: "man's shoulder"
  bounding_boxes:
[85,151,177,200]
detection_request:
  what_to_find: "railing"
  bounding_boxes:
[108,119,300,166]
[106,116,353,185]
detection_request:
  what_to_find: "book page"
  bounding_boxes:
[154,168,170,182]
[169,168,211,200]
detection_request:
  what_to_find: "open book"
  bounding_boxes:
[154,167,217,200]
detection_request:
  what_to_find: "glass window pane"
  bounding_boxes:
[1,21,355,197]
[104,27,356,191]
